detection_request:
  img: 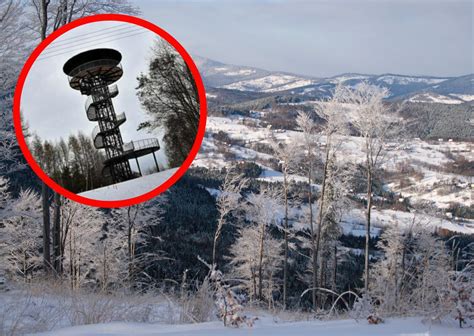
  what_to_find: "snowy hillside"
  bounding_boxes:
[375,74,447,85]
[195,57,473,99]
[79,168,178,201]
[193,56,271,87]
[221,74,316,92]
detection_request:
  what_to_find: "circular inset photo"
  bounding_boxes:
[14,15,207,207]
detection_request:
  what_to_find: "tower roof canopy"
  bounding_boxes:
[63,48,123,91]
[63,48,122,75]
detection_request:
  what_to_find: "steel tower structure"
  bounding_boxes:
[63,48,160,184]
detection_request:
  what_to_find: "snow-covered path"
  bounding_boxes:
[32,317,470,336]
[79,168,179,201]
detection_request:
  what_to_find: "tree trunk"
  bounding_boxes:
[102,244,108,290]
[41,182,51,273]
[39,0,49,41]
[252,269,257,302]
[332,244,337,303]
[212,215,224,268]
[69,230,74,289]
[319,257,325,308]
[52,192,62,275]
[283,171,289,309]
[314,143,330,307]
[258,223,265,301]
[308,157,317,311]
[127,207,133,279]
[39,0,51,276]
[364,169,372,292]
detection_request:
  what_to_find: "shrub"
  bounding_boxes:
[233,161,262,178]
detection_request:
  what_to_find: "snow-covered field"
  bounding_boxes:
[79,169,179,201]
[195,116,474,235]
[33,317,470,336]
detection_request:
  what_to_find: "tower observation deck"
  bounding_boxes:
[63,48,160,184]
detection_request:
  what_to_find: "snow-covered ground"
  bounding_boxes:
[341,208,474,236]
[2,286,470,336]
[79,168,179,201]
[32,317,471,336]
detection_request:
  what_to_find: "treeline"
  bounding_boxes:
[399,102,473,140]
[29,132,109,193]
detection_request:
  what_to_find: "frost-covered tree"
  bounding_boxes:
[316,156,352,305]
[229,188,283,304]
[309,84,351,306]
[0,1,30,177]
[0,0,30,93]
[295,110,319,310]
[229,223,283,306]
[211,171,248,267]
[369,224,409,314]
[0,175,10,211]
[370,220,451,316]
[59,199,103,289]
[0,189,42,280]
[270,136,299,309]
[137,40,200,167]
[124,197,167,284]
[342,82,399,291]
[447,268,474,328]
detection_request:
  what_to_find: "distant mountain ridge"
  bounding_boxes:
[194,56,473,103]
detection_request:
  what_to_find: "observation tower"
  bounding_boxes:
[63,48,160,183]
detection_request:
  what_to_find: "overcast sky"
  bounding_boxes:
[22,21,166,175]
[137,0,472,77]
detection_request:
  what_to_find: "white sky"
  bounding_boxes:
[21,21,168,173]
[137,0,473,77]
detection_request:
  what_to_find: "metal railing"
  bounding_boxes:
[123,138,160,153]
[84,84,118,112]
[92,118,123,139]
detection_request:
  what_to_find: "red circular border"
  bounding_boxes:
[13,14,207,208]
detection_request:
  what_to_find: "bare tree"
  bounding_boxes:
[28,0,139,40]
